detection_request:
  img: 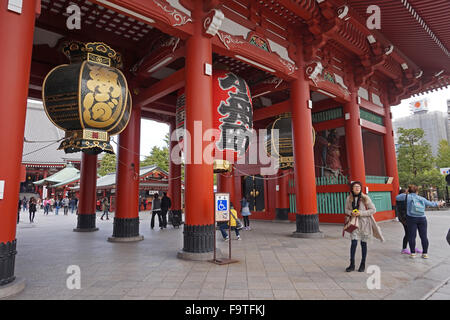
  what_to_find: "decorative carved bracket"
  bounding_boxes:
[203,9,224,38]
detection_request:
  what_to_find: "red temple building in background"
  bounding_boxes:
[0,0,449,287]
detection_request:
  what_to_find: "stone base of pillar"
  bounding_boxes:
[292,214,324,238]
[108,235,144,243]
[0,240,17,286]
[182,224,215,253]
[73,214,98,232]
[177,250,214,261]
[275,208,289,220]
[110,217,141,238]
[0,277,25,299]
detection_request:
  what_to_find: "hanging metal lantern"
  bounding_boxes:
[42,41,131,155]
[265,113,315,169]
[175,70,253,172]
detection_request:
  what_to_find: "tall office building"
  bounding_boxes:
[393,100,448,156]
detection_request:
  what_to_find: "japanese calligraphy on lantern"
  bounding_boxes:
[215,71,253,158]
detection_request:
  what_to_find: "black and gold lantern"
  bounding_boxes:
[265,113,316,169]
[42,41,131,154]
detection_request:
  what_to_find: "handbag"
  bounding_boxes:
[343,215,359,235]
[230,211,244,230]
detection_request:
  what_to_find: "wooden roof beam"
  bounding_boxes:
[134,68,185,108]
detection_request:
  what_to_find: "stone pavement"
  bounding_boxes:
[426,280,450,300]
[3,208,450,300]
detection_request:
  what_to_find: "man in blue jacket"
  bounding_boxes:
[396,185,444,259]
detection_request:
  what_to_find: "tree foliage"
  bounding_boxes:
[98,153,117,176]
[397,128,433,180]
[396,128,446,198]
[436,139,450,168]
[140,133,170,172]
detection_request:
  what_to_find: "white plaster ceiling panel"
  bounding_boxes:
[165,0,191,17]
[33,27,64,47]
[268,39,294,64]
[220,16,251,38]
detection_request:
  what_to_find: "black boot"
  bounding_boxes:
[358,261,365,272]
[346,261,355,272]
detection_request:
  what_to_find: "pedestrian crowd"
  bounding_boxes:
[17,195,79,224]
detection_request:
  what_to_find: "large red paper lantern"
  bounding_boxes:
[175,70,253,171]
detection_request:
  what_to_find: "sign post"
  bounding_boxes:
[210,192,238,265]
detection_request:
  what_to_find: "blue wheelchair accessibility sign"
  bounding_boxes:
[217,200,228,212]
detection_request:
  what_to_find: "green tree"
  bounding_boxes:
[397,127,434,185]
[98,153,117,176]
[140,146,169,172]
[436,139,450,168]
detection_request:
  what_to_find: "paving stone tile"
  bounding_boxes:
[273,289,300,299]
[149,288,177,297]
[249,289,274,299]
[320,289,352,298]
[224,289,249,298]
[175,288,200,297]
[297,289,325,299]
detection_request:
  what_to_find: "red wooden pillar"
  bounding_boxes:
[178,0,214,259]
[382,97,400,205]
[275,169,290,220]
[74,153,98,232]
[0,0,37,288]
[109,103,143,242]
[291,39,322,238]
[344,78,367,187]
[169,120,182,214]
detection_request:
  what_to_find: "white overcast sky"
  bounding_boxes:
[390,86,450,120]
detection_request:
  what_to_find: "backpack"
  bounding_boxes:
[409,194,426,216]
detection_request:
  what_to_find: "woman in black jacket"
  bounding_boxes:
[29,197,37,223]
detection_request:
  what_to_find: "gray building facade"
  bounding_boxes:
[393,110,449,156]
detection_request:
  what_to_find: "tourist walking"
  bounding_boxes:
[240,196,251,230]
[44,198,50,215]
[344,181,384,272]
[143,198,147,211]
[17,199,21,224]
[100,197,110,220]
[150,193,162,229]
[395,189,412,254]
[218,203,242,241]
[73,197,78,214]
[29,197,37,223]
[396,184,444,259]
[62,197,70,215]
[54,198,60,215]
[22,196,27,212]
[161,192,172,229]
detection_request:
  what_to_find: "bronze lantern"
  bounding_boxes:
[42,41,131,155]
[265,113,316,169]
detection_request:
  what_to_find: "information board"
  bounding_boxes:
[215,193,230,222]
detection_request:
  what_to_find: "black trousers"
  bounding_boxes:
[243,216,250,227]
[407,216,429,254]
[101,210,109,219]
[401,223,409,250]
[151,210,162,229]
[29,210,35,222]
[161,208,168,228]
